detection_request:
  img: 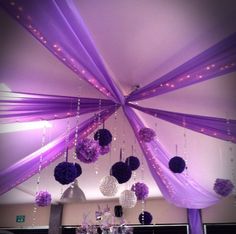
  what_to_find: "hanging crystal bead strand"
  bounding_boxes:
[73,98,80,161]
[227,118,236,206]
[94,99,102,175]
[32,121,46,227]
[141,153,145,224]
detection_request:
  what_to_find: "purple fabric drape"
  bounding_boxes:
[127,32,236,102]
[128,103,236,143]
[0,106,117,195]
[188,209,204,234]
[124,106,219,208]
[0,0,231,210]
[0,91,117,123]
[0,0,124,104]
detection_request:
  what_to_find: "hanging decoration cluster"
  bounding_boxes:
[35,191,52,207]
[138,127,156,142]
[213,178,234,197]
[131,182,149,200]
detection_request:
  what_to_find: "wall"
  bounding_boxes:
[0,204,50,228]
[0,197,235,228]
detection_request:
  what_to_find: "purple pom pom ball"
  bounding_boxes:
[100,145,110,155]
[213,178,234,197]
[110,161,132,184]
[125,156,140,171]
[54,162,77,185]
[169,156,186,173]
[138,211,153,225]
[74,163,82,177]
[35,191,52,207]
[76,138,100,163]
[138,127,156,142]
[131,182,149,200]
[94,129,112,146]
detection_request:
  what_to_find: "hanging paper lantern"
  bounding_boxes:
[169,156,186,173]
[119,190,137,208]
[35,191,52,207]
[54,162,77,185]
[125,156,140,171]
[99,175,119,197]
[138,211,153,225]
[94,129,112,146]
[74,163,82,177]
[76,138,100,163]
[110,161,132,184]
[131,182,149,200]
[213,178,234,197]
[100,145,110,155]
[138,127,156,142]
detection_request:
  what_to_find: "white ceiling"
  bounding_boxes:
[0,0,236,204]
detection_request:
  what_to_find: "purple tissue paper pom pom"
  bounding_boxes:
[54,162,77,185]
[74,163,82,177]
[213,178,234,197]
[110,161,132,184]
[125,156,140,171]
[131,182,149,200]
[138,127,156,142]
[169,156,186,173]
[76,138,100,163]
[94,129,112,146]
[138,211,153,225]
[35,191,52,207]
[100,145,110,155]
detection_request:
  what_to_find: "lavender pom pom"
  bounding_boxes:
[138,127,156,142]
[35,191,52,207]
[100,145,110,155]
[54,162,77,185]
[131,182,149,200]
[76,138,100,163]
[213,178,234,197]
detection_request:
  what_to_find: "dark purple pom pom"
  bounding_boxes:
[169,156,186,173]
[125,156,140,171]
[94,129,112,146]
[74,163,82,177]
[110,161,132,184]
[138,211,153,225]
[54,162,77,185]
[213,178,234,196]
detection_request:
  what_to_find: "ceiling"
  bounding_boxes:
[0,0,236,204]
